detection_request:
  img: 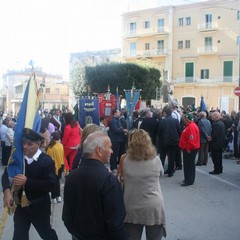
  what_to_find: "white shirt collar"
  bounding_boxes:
[24,149,42,165]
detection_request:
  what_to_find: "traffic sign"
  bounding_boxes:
[234,87,240,96]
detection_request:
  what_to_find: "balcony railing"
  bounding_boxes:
[197,46,218,54]
[124,49,168,58]
[174,76,238,84]
[198,22,218,31]
[125,27,169,38]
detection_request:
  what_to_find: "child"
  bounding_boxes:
[46,131,64,203]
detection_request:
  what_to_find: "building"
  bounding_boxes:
[122,0,240,113]
[2,69,69,115]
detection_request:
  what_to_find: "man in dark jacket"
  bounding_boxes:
[62,131,127,240]
[157,106,182,177]
[2,128,58,240]
[210,111,226,174]
[108,109,128,172]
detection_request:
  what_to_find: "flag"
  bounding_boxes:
[7,74,41,179]
[116,86,120,110]
[199,95,207,112]
[131,83,135,99]
[105,85,110,100]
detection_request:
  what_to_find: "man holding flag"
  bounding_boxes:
[1,75,58,240]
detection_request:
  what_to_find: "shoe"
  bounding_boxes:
[237,160,240,164]
[51,198,57,204]
[195,163,202,166]
[168,173,173,177]
[181,182,192,187]
[56,196,62,203]
[175,167,182,170]
[209,171,220,175]
[202,163,207,166]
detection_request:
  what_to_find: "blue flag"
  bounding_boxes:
[199,96,207,112]
[7,75,41,179]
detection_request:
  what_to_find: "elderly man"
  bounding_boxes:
[179,113,200,186]
[2,128,58,240]
[209,111,226,174]
[62,131,127,240]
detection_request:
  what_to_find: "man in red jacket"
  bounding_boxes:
[179,113,200,186]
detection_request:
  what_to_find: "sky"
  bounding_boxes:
[0,0,207,84]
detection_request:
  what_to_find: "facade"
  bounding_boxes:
[2,69,69,115]
[122,0,240,113]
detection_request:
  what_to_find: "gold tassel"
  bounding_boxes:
[21,188,31,208]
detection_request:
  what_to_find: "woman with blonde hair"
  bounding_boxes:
[123,129,166,240]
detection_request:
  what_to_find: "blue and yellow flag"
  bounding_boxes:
[7,74,41,179]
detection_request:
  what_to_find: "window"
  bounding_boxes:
[157,40,164,54]
[185,62,194,82]
[55,88,59,94]
[45,88,50,93]
[223,61,233,82]
[201,69,209,79]
[145,43,150,50]
[15,85,23,94]
[130,42,136,56]
[144,21,150,29]
[237,36,240,45]
[185,40,190,48]
[205,14,212,28]
[186,17,191,26]
[178,41,183,49]
[129,22,136,35]
[158,18,164,32]
[178,18,183,26]
[205,37,212,51]
[237,10,240,20]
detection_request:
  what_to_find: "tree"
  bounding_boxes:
[85,62,161,100]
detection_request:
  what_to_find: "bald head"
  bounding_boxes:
[211,111,221,121]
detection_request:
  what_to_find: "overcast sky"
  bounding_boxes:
[0,0,207,82]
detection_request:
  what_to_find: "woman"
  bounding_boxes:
[5,120,15,165]
[123,129,166,240]
[46,131,64,204]
[62,112,81,171]
[72,123,101,169]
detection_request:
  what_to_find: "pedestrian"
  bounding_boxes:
[0,118,10,165]
[5,120,15,165]
[2,128,58,240]
[209,111,226,174]
[72,123,102,170]
[157,105,182,177]
[108,109,128,174]
[122,129,167,240]
[62,112,82,171]
[46,131,65,204]
[196,111,212,166]
[179,113,200,186]
[62,131,127,240]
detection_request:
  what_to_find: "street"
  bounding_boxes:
[0,157,239,240]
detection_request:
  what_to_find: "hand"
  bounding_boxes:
[3,189,13,208]
[13,174,27,187]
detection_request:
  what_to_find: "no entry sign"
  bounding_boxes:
[234,87,240,96]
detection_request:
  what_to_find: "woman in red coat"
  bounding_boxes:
[62,112,82,171]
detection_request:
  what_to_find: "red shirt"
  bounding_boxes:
[62,123,81,148]
[179,121,200,152]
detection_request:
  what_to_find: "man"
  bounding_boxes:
[157,105,182,177]
[108,109,128,173]
[0,118,9,165]
[140,109,159,147]
[209,111,226,174]
[196,111,212,166]
[179,113,200,186]
[62,131,127,240]
[50,109,62,132]
[2,128,58,240]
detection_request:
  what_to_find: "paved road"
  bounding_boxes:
[0,157,240,240]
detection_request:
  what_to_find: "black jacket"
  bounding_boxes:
[62,159,127,240]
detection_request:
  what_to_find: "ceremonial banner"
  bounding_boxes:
[79,97,99,128]
[7,75,41,178]
[199,96,207,111]
[125,89,141,114]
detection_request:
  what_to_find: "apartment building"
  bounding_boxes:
[122,0,240,113]
[2,69,69,115]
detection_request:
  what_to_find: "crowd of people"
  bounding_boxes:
[0,104,239,239]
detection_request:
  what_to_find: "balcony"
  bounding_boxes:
[198,22,218,32]
[197,46,218,55]
[124,49,168,58]
[174,76,238,84]
[124,27,169,39]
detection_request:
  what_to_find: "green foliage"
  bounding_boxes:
[85,62,161,100]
